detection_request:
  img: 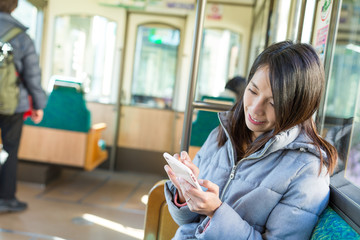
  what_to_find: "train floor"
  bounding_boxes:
[0,168,164,240]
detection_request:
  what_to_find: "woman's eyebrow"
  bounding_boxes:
[251,81,274,100]
[250,82,259,90]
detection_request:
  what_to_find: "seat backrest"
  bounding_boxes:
[144,180,178,240]
[25,82,91,133]
[190,96,235,147]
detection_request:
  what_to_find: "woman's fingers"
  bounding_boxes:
[164,152,202,206]
[180,151,200,177]
[183,179,222,217]
[180,151,191,161]
[199,179,219,194]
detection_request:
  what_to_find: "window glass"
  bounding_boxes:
[196,29,242,100]
[248,0,270,73]
[12,0,42,52]
[268,0,291,44]
[325,46,360,119]
[51,15,117,103]
[131,25,180,109]
[319,0,360,193]
[301,0,317,43]
[346,97,360,187]
[13,0,37,39]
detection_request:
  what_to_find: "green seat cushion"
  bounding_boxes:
[25,86,91,133]
[311,206,360,240]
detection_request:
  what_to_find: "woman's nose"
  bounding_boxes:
[252,98,265,115]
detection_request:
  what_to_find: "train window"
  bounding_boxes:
[50,15,117,103]
[195,28,241,100]
[346,108,360,188]
[268,0,291,44]
[301,0,317,43]
[12,0,43,53]
[130,25,180,109]
[248,0,270,73]
[318,0,360,230]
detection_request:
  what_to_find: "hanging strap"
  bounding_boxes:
[0,27,23,43]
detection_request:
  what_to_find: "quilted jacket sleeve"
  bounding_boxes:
[164,180,200,226]
[16,32,47,110]
[193,159,329,240]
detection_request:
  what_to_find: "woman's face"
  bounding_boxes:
[243,67,276,140]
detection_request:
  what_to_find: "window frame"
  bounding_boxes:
[316,0,360,234]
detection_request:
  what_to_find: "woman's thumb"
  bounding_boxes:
[199,179,217,192]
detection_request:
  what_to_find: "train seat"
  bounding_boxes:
[144,180,178,240]
[144,181,360,239]
[189,95,235,159]
[311,206,360,239]
[18,80,108,171]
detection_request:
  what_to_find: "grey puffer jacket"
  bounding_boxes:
[0,12,47,113]
[165,111,330,240]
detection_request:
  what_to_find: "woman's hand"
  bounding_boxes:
[164,151,196,203]
[178,151,200,179]
[178,177,222,218]
[164,151,222,217]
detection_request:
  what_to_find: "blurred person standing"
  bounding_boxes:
[0,0,47,213]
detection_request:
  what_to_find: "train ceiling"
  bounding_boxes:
[26,0,255,10]
[98,0,255,10]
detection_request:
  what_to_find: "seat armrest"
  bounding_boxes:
[84,123,108,171]
[144,180,178,240]
[91,123,106,131]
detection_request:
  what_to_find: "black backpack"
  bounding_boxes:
[0,27,23,115]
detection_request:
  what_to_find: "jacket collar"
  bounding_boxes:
[0,12,28,36]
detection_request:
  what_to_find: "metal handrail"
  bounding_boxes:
[180,0,207,152]
[192,101,233,112]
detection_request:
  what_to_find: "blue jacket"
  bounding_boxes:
[165,111,330,239]
[0,12,47,113]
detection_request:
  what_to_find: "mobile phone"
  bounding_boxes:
[163,152,203,191]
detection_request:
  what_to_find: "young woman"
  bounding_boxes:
[164,41,337,239]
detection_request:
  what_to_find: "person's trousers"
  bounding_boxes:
[0,113,24,199]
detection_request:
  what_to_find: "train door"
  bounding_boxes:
[116,13,186,174]
[41,0,128,171]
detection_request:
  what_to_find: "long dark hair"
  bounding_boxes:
[0,0,18,13]
[218,41,337,174]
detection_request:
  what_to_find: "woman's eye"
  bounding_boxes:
[248,89,256,94]
[269,102,274,107]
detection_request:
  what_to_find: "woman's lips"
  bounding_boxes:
[248,114,265,125]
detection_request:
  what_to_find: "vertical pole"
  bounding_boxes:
[296,0,307,42]
[109,12,130,172]
[316,0,342,134]
[180,0,207,152]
